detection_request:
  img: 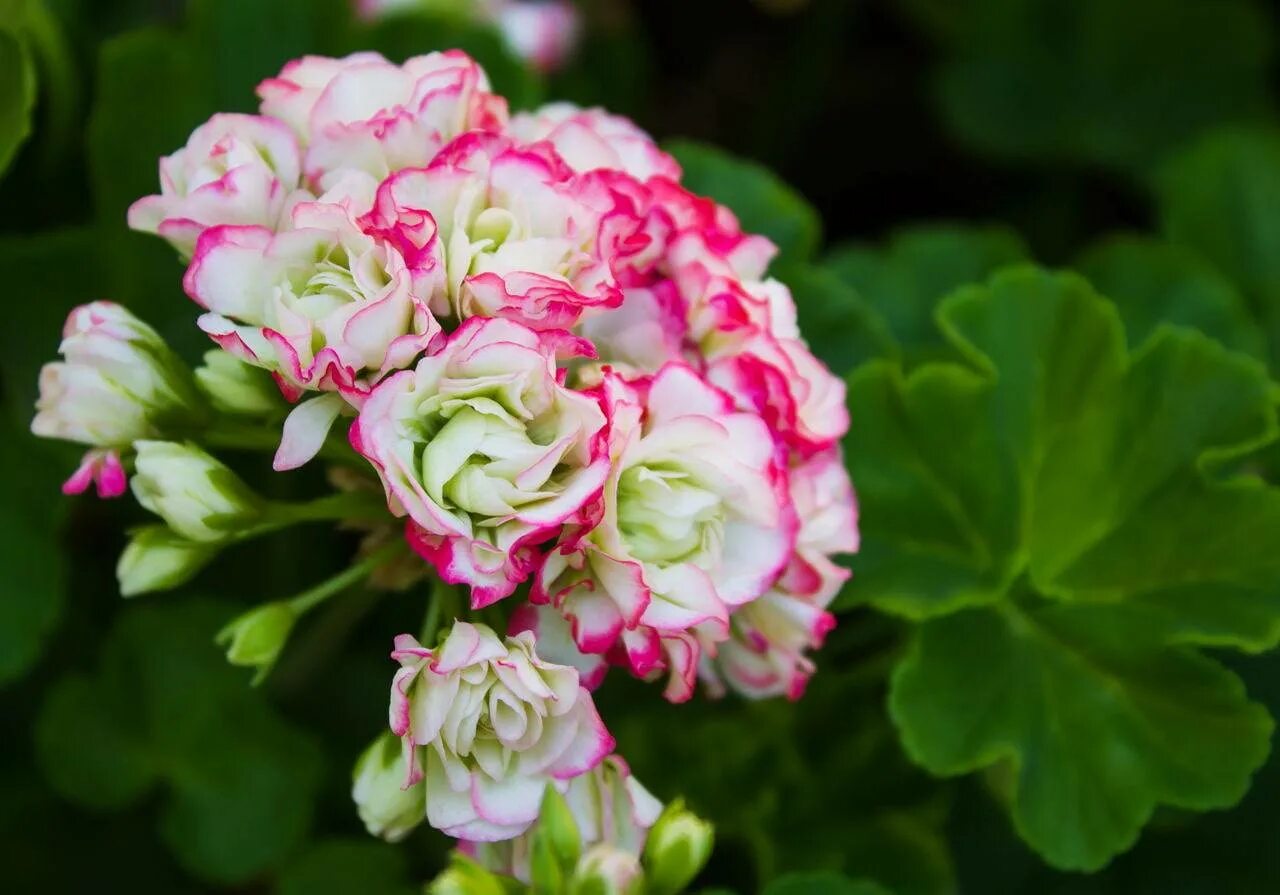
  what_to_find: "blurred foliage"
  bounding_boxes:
[4,0,1280,893]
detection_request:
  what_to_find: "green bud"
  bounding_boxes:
[570,845,644,895]
[641,800,714,895]
[131,441,262,542]
[116,525,218,597]
[195,349,283,416]
[529,831,565,895]
[429,854,515,895]
[351,732,425,842]
[540,783,582,869]
[215,601,295,684]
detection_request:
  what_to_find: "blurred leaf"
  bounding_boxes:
[777,263,898,376]
[1074,235,1266,359]
[187,0,350,112]
[0,415,67,684]
[823,223,1029,365]
[1156,127,1280,370]
[764,872,894,895]
[845,267,1280,868]
[0,25,36,177]
[926,0,1274,172]
[275,839,416,895]
[35,601,323,884]
[665,139,822,266]
[88,27,212,229]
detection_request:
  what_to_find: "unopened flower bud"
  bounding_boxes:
[352,732,425,843]
[32,302,201,449]
[428,854,510,895]
[641,800,714,895]
[194,349,283,416]
[571,845,644,895]
[215,601,295,683]
[131,441,262,542]
[116,525,218,597]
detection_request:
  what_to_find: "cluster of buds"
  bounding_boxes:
[31,49,857,889]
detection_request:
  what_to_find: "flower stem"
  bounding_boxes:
[286,540,406,616]
[420,580,463,644]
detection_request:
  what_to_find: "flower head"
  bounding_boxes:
[184,200,442,445]
[536,363,795,701]
[389,621,613,841]
[361,133,622,331]
[258,50,507,189]
[354,317,609,605]
[128,113,306,257]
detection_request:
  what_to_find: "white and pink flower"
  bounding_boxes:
[258,50,507,190]
[184,200,442,468]
[706,451,859,699]
[31,302,202,497]
[511,103,681,182]
[352,317,610,605]
[461,753,662,882]
[361,133,623,330]
[389,621,613,841]
[128,113,307,258]
[535,363,795,702]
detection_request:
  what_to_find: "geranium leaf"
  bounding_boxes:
[1156,127,1280,370]
[844,267,1280,868]
[1075,234,1266,360]
[823,224,1028,365]
[34,601,323,884]
[924,0,1274,172]
[0,26,35,177]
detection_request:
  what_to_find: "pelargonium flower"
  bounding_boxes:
[510,103,681,182]
[461,753,662,883]
[535,363,795,702]
[31,302,202,497]
[127,113,307,258]
[672,245,848,458]
[352,317,610,605]
[258,50,507,189]
[184,200,442,468]
[361,133,623,331]
[389,621,613,841]
[705,451,859,700]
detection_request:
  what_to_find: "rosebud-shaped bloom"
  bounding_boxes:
[257,50,507,188]
[536,364,794,702]
[216,601,296,683]
[32,302,202,496]
[361,134,622,331]
[116,525,218,597]
[511,103,680,181]
[186,202,443,468]
[643,801,714,895]
[194,349,285,416]
[131,441,263,542]
[573,845,645,895]
[186,202,441,401]
[463,753,663,883]
[389,622,614,841]
[353,731,427,842]
[707,451,859,700]
[128,113,307,257]
[353,318,609,605]
[672,246,848,458]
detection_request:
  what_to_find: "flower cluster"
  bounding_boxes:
[32,49,856,873]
